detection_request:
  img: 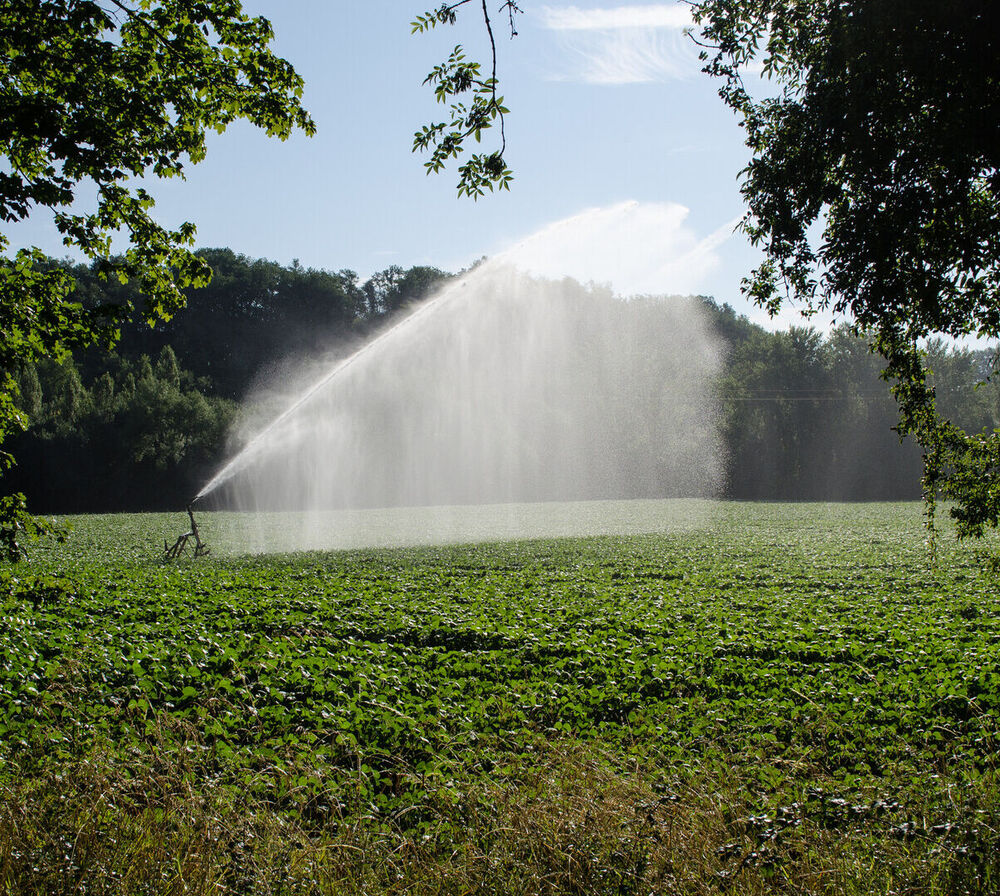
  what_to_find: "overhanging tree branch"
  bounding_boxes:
[411,2,520,197]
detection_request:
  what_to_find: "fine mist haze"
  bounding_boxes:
[196,201,732,550]
[207,264,725,512]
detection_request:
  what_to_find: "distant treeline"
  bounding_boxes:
[5,249,997,512]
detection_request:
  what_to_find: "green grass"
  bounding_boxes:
[2,502,999,894]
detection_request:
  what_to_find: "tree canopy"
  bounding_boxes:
[25,252,996,513]
[0,0,313,557]
[693,0,1000,536]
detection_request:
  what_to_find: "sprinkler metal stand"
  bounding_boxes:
[164,500,210,559]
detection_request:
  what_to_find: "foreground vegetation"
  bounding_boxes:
[1,503,998,894]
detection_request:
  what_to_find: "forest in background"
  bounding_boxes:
[5,249,997,513]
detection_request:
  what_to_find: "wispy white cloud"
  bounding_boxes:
[551,27,697,84]
[538,4,700,84]
[493,200,733,297]
[540,4,692,30]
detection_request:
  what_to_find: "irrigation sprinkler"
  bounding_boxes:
[164,498,210,559]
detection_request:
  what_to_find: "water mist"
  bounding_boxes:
[199,204,729,551]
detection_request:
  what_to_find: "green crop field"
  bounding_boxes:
[1,502,998,895]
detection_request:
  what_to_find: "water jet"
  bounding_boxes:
[195,204,731,552]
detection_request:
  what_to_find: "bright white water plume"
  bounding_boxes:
[199,203,729,550]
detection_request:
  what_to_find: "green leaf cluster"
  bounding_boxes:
[1,0,313,323]
[411,3,519,198]
[0,0,313,545]
[0,493,64,562]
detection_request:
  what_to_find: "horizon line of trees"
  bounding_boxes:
[6,249,998,513]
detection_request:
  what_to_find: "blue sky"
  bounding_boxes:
[15,1,788,325]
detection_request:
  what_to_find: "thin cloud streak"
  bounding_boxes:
[552,28,698,83]
[539,3,700,84]
[539,4,692,30]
